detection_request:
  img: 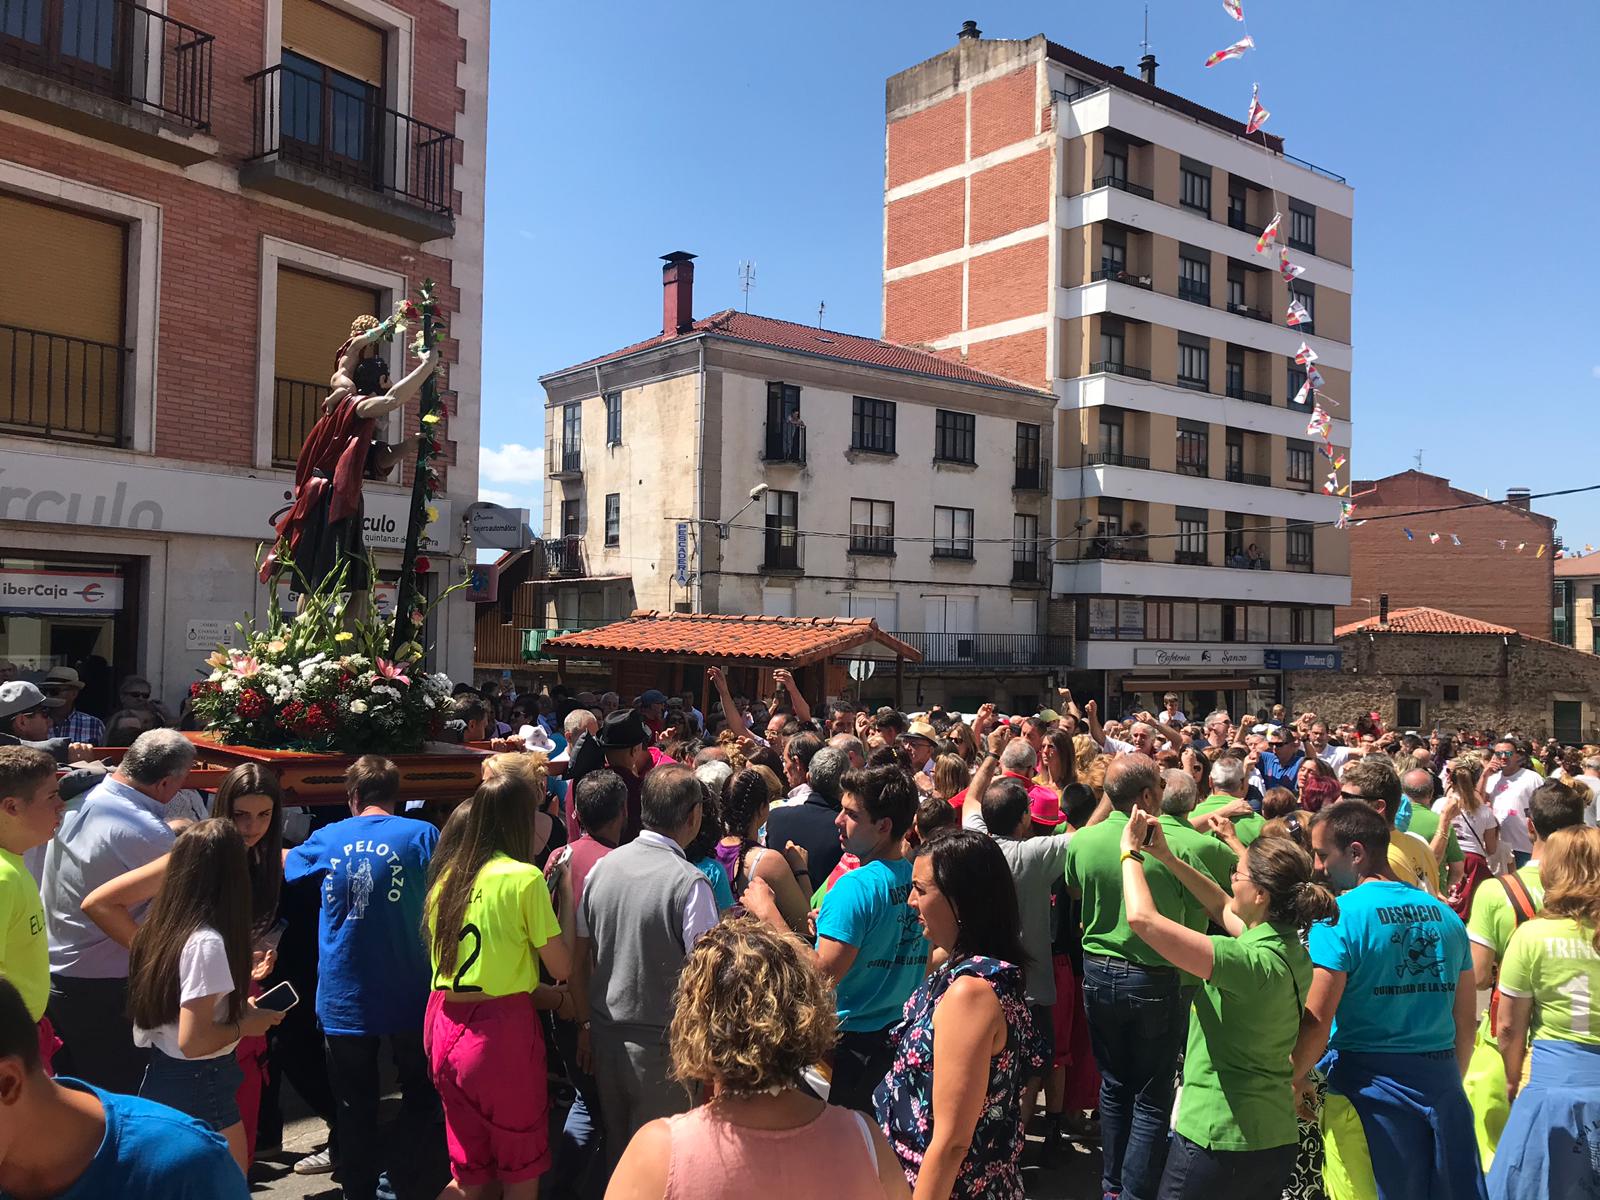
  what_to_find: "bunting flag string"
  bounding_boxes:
[1224,0,1245,20]
[1286,299,1312,327]
[1279,246,1304,281]
[1245,85,1270,135]
[1204,35,1254,67]
[1384,532,1551,553]
[1295,342,1318,365]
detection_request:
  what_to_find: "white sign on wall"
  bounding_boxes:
[1133,647,1264,668]
[185,620,238,651]
[0,569,125,612]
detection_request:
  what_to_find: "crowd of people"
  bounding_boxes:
[0,666,1597,1200]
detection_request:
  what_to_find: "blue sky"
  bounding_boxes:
[478,1,1600,547]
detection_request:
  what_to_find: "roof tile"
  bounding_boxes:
[541,611,923,666]
[1335,606,1517,638]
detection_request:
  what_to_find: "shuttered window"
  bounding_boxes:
[282,0,386,86]
[273,267,381,464]
[0,192,127,443]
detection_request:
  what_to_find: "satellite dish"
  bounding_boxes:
[847,659,876,682]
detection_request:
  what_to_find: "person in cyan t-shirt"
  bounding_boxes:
[747,764,925,1114]
[283,755,438,1200]
[0,975,247,1198]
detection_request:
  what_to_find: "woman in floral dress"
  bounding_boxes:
[874,829,1043,1198]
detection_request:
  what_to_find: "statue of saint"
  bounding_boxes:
[262,314,439,599]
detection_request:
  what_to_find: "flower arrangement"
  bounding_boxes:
[190,560,456,754]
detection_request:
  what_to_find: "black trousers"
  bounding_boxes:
[47,974,146,1095]
[828,1025,896,1114]
[1156,1132,1297,1200]
[324,1032,435,1200]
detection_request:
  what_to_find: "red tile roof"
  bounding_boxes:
[543,309,1052,396]
[1555,554,1600,577]
[542,611,923,666]
[1335,606,1517,638]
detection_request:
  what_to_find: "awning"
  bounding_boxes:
[1115,676,1254,691]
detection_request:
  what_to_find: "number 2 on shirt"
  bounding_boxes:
[434,923,484,992]
[1558,974,1591,1036]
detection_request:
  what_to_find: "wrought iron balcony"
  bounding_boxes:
[543,535,587,579]
[1087,451,1150,470]
[1013,453,1051,492]
[1093,174,1154,200]
[1091,267,1153,289]
[761,529,804,573]
[1089,360,1152,381]
[762,422,806,465]
[1225,466,1272,487]
[885,631,1074,669]
[1174,550,1210,566]
[551,445,581,478]
[1225,380,1272,405]
[272,376,324,466]
[1177,280,1211,305]
[0,322,128,445]
[1011,552,1049,585]
[1227,210,1264,237]
[1226,301,1271,323]
[848,527,895,556]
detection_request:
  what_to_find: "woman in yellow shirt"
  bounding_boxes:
[425,774,573,1199]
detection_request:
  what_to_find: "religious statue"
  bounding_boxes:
[261,312,439,601]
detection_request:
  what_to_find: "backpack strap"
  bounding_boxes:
[1498,871,1540,926]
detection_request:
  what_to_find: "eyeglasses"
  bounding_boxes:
[122,691,150,700]
[1269,741,1285,748]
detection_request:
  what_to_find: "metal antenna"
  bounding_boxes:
[817,300,826,328]
[1414,449,1424,470]
[1141,4,1150,55]
[737,260,756,313]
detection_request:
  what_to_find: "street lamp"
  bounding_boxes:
[718,483,769,540]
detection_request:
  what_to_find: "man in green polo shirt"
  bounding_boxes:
[1159,768,1236,893]
[1191,756,1266,846]
[1398,767,1463,895]
[1064,754,1212,1200]
[1461,778,1585,1167]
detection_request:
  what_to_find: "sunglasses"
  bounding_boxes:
[1491,750,1515,759]
[1269,741,1285,748]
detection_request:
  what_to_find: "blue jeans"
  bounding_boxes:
[140,1046,244,1131]
[1081,956,1189,1200]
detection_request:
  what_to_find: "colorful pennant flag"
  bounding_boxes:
[1336,501,1353,530]
[1224,0,1245,20]
[1295,342,1319,366]
[1323,474,1338,495]
[1537,544,1547,558]
[1306,404,1330,438]
[1279,247,1304,281]
[1307,364,1325,389]
[1404,529,1415,541]
[1428,533,1440,544]
[1245,85,1270,135]
[1286,299,1311,326]
[1450,534,1462,546]
[1255,212,1281,254]
[1293,377,1316,409]
[1498,540,1508,549]
[1205,35,1255,67]
[1517,543,1526,553]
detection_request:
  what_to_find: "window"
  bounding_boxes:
[1227,187,1248,230]
[1175,507,1207,565]
[1227,264,1247,311]
[1225,512,1245,561]
[1287,521,1314,571]
[1289,281,1315,332]
[1225,429,1244,482]
[1098,320,1125,371]
[1013,513,1041,582]
[851,396,896,454]
[763,489,799,569]
[1178,337,1210,390]
[934,410,976,464]
[1173,602,1197,641]
[1014,422,1043,489]
[1443,684,1461,703]
[559,403,581,471]
[1291,607,1316,643]
[1554,700,1584,744]
[1180,161,1211,214]
[1289,202,1316,254]
[603,493,620,546]
[1287,439,1314,487]
[849,498,895,555]
[1178,249,1210,305]
[1177,420,1209,477]
[1396,697,1423,730]
[1097,412,1123,463]
[1146,601,1173,640]
[1096,497,1123,539]
[1287,363,1311,409]
[604,391,622,445]
[1101,145,1128,184]
[272,266,381,465]
[560,498,580,538]
[764,382,803,462]
[1226,346,1246,399]
[1100,230,1126,277]
[933,506,974,559]
[280,49,381,179]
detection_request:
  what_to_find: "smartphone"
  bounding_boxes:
[1142,823,1157,847]
[255,980,299,1013]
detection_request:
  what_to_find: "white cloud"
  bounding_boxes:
[1592,365,1600,380]
[478,487,519,506]
[479,442,544,484]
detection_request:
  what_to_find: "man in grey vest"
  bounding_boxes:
[572,764,717,1173]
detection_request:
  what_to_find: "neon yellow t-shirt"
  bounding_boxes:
[1498,916,1600,1046]
[428,854,560,997]
[0,848,48,1020]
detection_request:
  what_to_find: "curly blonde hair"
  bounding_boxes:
[481,751,549,797]
[669,917,836,1094]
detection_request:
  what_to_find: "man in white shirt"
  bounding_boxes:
[1483,737,1541,867]
[1159,692,1186,727]
[1308,720,1352,773]
[1575,755,1600,826]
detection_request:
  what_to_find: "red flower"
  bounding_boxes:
[414,556,431,574]
[237,689,268,719]
[189,681,204,697]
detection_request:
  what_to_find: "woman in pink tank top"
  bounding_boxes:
[606,918,907,1200]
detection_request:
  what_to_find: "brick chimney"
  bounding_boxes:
[1378,592,1390,626]
[1506,487,1532,511]
[661,251,696,336]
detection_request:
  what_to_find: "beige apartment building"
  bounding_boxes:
[532,253,1061,711]
[883,24,1354,716]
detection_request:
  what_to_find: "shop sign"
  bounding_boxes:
[1117,599,1145,639]
[465,562,499,604]
[185,620,238,651]
[466,504,531,551]
[1088,598,1117,638]
[1264,649,1343,671]
[0,569,124,612]
[1133,646,1264,667]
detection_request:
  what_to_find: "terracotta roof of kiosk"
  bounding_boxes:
[541,611,923,666]
[1335,607,1517,637]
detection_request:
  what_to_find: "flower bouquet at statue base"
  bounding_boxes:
[190,556,455,755]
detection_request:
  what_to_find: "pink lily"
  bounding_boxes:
[228,651,262,677]
[375,658,412,686]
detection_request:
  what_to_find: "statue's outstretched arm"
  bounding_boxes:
[352,348,439,419]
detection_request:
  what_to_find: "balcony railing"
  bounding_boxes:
[1225,381,1272,405]
[0,0,213,129]
[884,631,1074,668]
[1225,466,1272,487]
[1093,174,1155,200]
[544,535,587,579]
[245,62,456,216]
[1011,552,1049,585]
[272,376,323,466]
[1087,451,1150,470]
[1174,550,1210,566]
[1084,539,1151,562]
[848,527,895,556]
[1176,375,1209,392]
[1286,555,1315,574]
[931,543,975,562]
[1013,453,1050,491]
[1226,301,1271,323]
[551,445,581,476]
[1089,360,1152,381]
[1176,460,1210,478]
[1225,551,1272,570]
[762,422,806,465]
[1177,280,1211,305]
[1091,267,1153,289]
[1286,474,1315,492]
[518,621,612,662]
[0,323,127,445]
[762,529,803,572]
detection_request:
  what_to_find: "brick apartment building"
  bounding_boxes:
[882,23,1354,718]
[1339,470,1557,639]
[0,0,487,717]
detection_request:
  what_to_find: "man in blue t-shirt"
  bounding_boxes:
[284,755,438,1200]
[751,764,925,1112]
[0,976,246,1198]
[1292,800,1485,1200]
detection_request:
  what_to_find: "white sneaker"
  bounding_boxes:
[292,1147,335,1175]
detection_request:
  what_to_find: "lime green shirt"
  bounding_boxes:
[428,854,561,997]
[0,848,48,1020]
[1498,916,1600,1045]
[1175,922,1312,1151]
[1064,812,1210,969]
[1193,795,1266,846]
[1467,862,1544,1042]
[1161,814,1237,897]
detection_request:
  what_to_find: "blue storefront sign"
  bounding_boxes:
[1265,649,1342,671]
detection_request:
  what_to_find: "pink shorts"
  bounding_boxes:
[425,990,550,1186]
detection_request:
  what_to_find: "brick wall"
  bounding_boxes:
[883,264,962,347]
[885,91,964,189]
[962,328,1047,389]
[969,68,1037,157]
[1287,631,1600,741]
[968,238,1048,328]
[884,179,964,269]
[968,148,1051,243]
[1342,473,1556,637]
[4,0,467,484]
